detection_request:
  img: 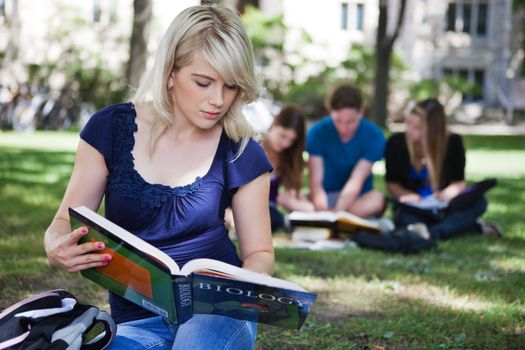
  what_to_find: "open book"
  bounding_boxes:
[394,178,497,221]
[69,206,317,330]
[288,210,381,239]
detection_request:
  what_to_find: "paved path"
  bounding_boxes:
[388,122,525,136]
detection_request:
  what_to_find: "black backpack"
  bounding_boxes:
[0,289,115,350]
[352,229,437,254]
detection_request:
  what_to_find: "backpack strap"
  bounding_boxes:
[0,290,67,350]
[51,306,116,350]
[0,289,116,350]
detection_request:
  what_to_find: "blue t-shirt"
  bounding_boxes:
[306,116,385,193]
[80,102,272,323]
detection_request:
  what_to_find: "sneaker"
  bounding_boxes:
[407,222,431,240]
[370,217,395,233]
[478,219,503,238]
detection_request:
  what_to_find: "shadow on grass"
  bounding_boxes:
[276,233,525,305]
[0,147,74,237]
[257,291,525,350]
[2,143,524,349]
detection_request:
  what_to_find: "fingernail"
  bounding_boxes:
[97,243,104,249]
[80,227,88,234]
[104,255,112,262]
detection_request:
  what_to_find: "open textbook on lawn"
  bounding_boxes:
[394,178,497,220]
[69,206,317,330]
[288,210,381,239]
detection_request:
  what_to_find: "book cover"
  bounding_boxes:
[289,210,381,237]
[69,206,316,329]
[192,273,316,329]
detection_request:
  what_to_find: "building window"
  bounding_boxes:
[93,0,101,23]
[341,2,364,32]
[473,69,485,100]
[355,3,364,31]
[477,3,488,36]
[445,1,488,38]
[109,0,117,23]
[443,67,485,102]
[341,2,349,30]
[446,3,456,31]
[462,3,471,33]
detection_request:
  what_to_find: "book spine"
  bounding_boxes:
[173,276,193,324]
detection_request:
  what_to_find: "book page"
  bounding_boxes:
[336,211,381,229]
[403,195,448,210]
[180,258,307,292]
[288,211,337,222]
[71,206,181,275]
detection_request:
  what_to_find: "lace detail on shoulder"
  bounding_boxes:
[106,103,202,208]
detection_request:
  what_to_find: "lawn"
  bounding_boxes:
[1,131,524,349]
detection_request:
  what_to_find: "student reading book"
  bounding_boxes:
[385,98,503,240]
[44,4,282,348]
[70,206,316,330]
[288,210,381,238]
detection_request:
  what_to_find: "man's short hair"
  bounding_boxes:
[326,83,363,111]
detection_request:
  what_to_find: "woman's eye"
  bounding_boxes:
[196,81,210,87]
[225,84,237,90]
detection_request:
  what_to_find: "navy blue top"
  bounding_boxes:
[80,102,272,323]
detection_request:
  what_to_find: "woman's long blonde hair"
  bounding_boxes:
[407,98,449,192]
[131,4,259,156]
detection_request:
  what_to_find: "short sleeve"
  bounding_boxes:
[385,133,406,182]
[306,119,325,156]
[361,121,386,162]
[80,104,119,169]
[447,133,466,181]
[225,138,273,193]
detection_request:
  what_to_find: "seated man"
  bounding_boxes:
[307,83,386,217]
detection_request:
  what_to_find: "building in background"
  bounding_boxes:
[258,0,524,123]
[0,0,523,123]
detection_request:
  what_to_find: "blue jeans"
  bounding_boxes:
[394,197,487,240]
[107,315,257,350]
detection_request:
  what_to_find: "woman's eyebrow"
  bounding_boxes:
[191,73,216,81]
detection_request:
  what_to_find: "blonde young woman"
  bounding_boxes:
[385,98,502,240]
[44,4,274,349]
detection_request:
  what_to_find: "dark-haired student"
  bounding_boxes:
[307,83,386,218]
[385,98,503,240]
[261,105,314,231]
[225,105,314,232]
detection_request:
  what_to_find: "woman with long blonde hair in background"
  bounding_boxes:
[385,98,502,240]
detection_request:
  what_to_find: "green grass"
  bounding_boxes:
[1,131,524,349]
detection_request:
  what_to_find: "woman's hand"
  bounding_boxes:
[276,189,296,208]
[45,226,111,273]
[399,193,422,203]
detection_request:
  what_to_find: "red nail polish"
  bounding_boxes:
[80,227,88,234]
[104,255,111,262]
[97,243,104,249]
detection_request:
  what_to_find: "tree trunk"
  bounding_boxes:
[126,0,152,91]
[371,0,406,127]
